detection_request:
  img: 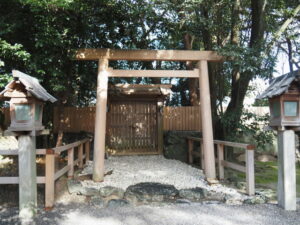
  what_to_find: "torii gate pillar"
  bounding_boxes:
[93,59,109,182]
[198,60,216,181]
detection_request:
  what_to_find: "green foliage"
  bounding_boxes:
[0,0,298,137]
[253,99,269,107]
[217,45,275,80]
[222,109,275,153]
[0,39,30,89]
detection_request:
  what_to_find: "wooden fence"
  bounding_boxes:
[52,106,202,132]
[163,106,201,131]
[1,106,269,133]
[187,136,255,195]
[0,138,91,209]
[53,107,96,133]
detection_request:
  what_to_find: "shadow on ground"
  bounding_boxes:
[1,202,300,225]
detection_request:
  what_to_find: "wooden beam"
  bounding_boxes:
[75,49,223,62]
[0,176,45,184]
[198,60,216,180]
[157,101,163,154]
[246,149,255,195]
[67,148,74,178]
[45,149,55,209]
[93,59,109,182]
[188,139,193,164]
[54,165,71,181]
[85,141,90,164]
[221,160,246,173]
[78,144,83,169]
[108,69,199,78]
[217,144,225,180]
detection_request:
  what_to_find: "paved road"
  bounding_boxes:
[1,202,300,225]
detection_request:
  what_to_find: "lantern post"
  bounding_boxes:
[0,70,56,220]
[257,70,300,211]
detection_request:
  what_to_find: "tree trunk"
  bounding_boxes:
[184,33,199,106]
[286,37,294,73]
[222,0,267,141]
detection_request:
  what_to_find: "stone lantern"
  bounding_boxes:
[257,69,300,211]
[0,70,56,134]
[0,70,56,220]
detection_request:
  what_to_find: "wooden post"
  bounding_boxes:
[198,60,216,180]
[217,144,224,180]
[200,140,204,170]
[18,135,37,220]
[157,100,164,154]
[85,141,90,164]
[277,130,296,210]
[93,59,109,182]
[67,148,74,178]
[78,144,83,169]
[246,148,255,195]
[188,139,193,164]
[45,149,55,209]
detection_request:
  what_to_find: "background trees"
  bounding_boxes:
[0,0,299,140]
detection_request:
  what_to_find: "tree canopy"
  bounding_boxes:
[0,0,299,138]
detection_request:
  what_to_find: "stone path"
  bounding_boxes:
[72,156,274,206]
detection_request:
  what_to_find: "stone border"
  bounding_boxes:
[67,181,273,208]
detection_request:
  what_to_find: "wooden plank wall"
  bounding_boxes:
[163,106,202,131]
[3,106,269,133]
[53,107,96,133]
[52,106,203,133]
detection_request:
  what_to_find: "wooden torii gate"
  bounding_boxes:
[75,49,223,182]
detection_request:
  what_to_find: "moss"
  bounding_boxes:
[224,161,300,197]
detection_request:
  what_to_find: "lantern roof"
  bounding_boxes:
[257,70,300,100]
[0,70,57,103]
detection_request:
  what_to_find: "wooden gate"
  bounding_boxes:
[106,100,158,155]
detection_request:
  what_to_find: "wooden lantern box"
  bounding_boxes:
[0,70,56,132]
[257,70,300,129]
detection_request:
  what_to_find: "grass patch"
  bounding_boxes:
[224,161,300,197]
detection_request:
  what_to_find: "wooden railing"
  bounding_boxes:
[0,138,92,209]
[187,137,255,195]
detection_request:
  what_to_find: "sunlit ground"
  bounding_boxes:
[1,202,299,225]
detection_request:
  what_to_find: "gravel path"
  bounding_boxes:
[80,155,245,199]
[1,202,299,225]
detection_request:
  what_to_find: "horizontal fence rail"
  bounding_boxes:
[187,137,255,195]
[0,138,92,209]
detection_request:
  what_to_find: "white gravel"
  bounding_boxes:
[80,155,246,199]
[1,202,300,225]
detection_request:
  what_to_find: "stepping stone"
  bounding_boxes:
[124,182,179,204]
[179,187,208,201]
[205,191,226,202]
[90,196,105,208]
[80,187,99,196]
[67,180,82,194]
[99,186,125,199]
[67,179,98,196]
[176,199,191,204]
[107,199,130,208]
[243,195,267,204]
